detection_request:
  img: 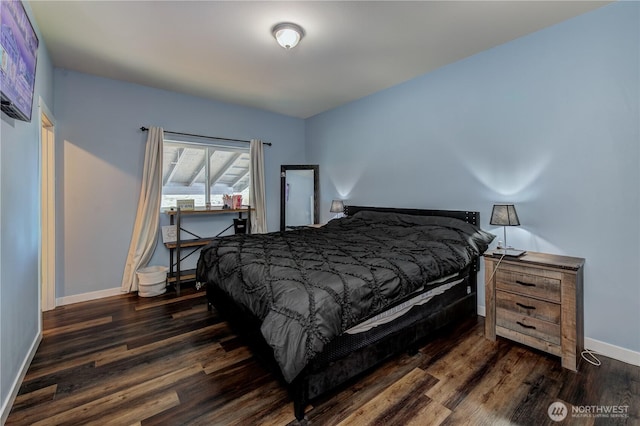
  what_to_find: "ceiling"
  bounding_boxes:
[29,1,610,119]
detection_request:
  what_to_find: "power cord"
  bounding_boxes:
[486,251,506,283]
[581,348,602,366]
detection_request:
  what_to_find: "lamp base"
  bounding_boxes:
[495,248,527,257]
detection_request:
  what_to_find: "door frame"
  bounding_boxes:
[39,98,56,312]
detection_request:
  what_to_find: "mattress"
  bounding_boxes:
[345,274,464,334]
[307,271,472,368]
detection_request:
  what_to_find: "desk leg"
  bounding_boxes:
[247,206,251,234]
[176,209,181,296]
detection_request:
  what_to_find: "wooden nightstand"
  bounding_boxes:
[484,251,585,371]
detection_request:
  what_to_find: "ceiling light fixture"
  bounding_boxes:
[272,22,304,49]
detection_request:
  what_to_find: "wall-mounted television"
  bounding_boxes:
[0,0,39,122]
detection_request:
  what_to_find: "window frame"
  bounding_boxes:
[161,137,250,210]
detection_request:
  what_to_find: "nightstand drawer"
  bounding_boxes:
[496,291,560,324]
[495,268,561,302]
[496,308,561,346]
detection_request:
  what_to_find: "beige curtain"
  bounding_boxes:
[121,127,164,292]
[249,139,267,233]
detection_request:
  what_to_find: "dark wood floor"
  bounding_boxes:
[7,287,639,425]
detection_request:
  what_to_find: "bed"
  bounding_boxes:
[196,206,494,420]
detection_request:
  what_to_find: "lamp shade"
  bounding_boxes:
[490,204,520,226]
[330,199,344,213]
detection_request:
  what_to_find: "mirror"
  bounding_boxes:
[280,165,319,231]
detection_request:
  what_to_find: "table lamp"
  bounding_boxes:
[490,204,526,257]
[330,200,344,218]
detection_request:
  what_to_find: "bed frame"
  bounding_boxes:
[206,206,481,421]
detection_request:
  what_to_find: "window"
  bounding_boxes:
[161,138,250,209]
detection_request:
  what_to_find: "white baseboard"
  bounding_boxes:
[1,332,41,425]
[585,337,640,367]
[477,304,640,367]
[477,305,486,317]
[56,286,125,306]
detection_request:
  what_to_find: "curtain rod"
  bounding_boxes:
[140,126,272,146]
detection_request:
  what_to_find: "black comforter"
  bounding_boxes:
[196,211,494,382]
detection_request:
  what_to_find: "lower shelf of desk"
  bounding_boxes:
[165,240,211,293]
[167,269,197,284]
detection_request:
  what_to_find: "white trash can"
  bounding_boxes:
[136,265,168,297]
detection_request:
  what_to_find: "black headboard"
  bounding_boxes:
[343,205,479,226]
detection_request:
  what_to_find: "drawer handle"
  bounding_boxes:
[515,280,536,287]
[516,302,536,310]
[517,321,536,330]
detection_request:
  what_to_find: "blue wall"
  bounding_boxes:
[53,70,306,297]
[306,2,639,354]
[0,2,55,418]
